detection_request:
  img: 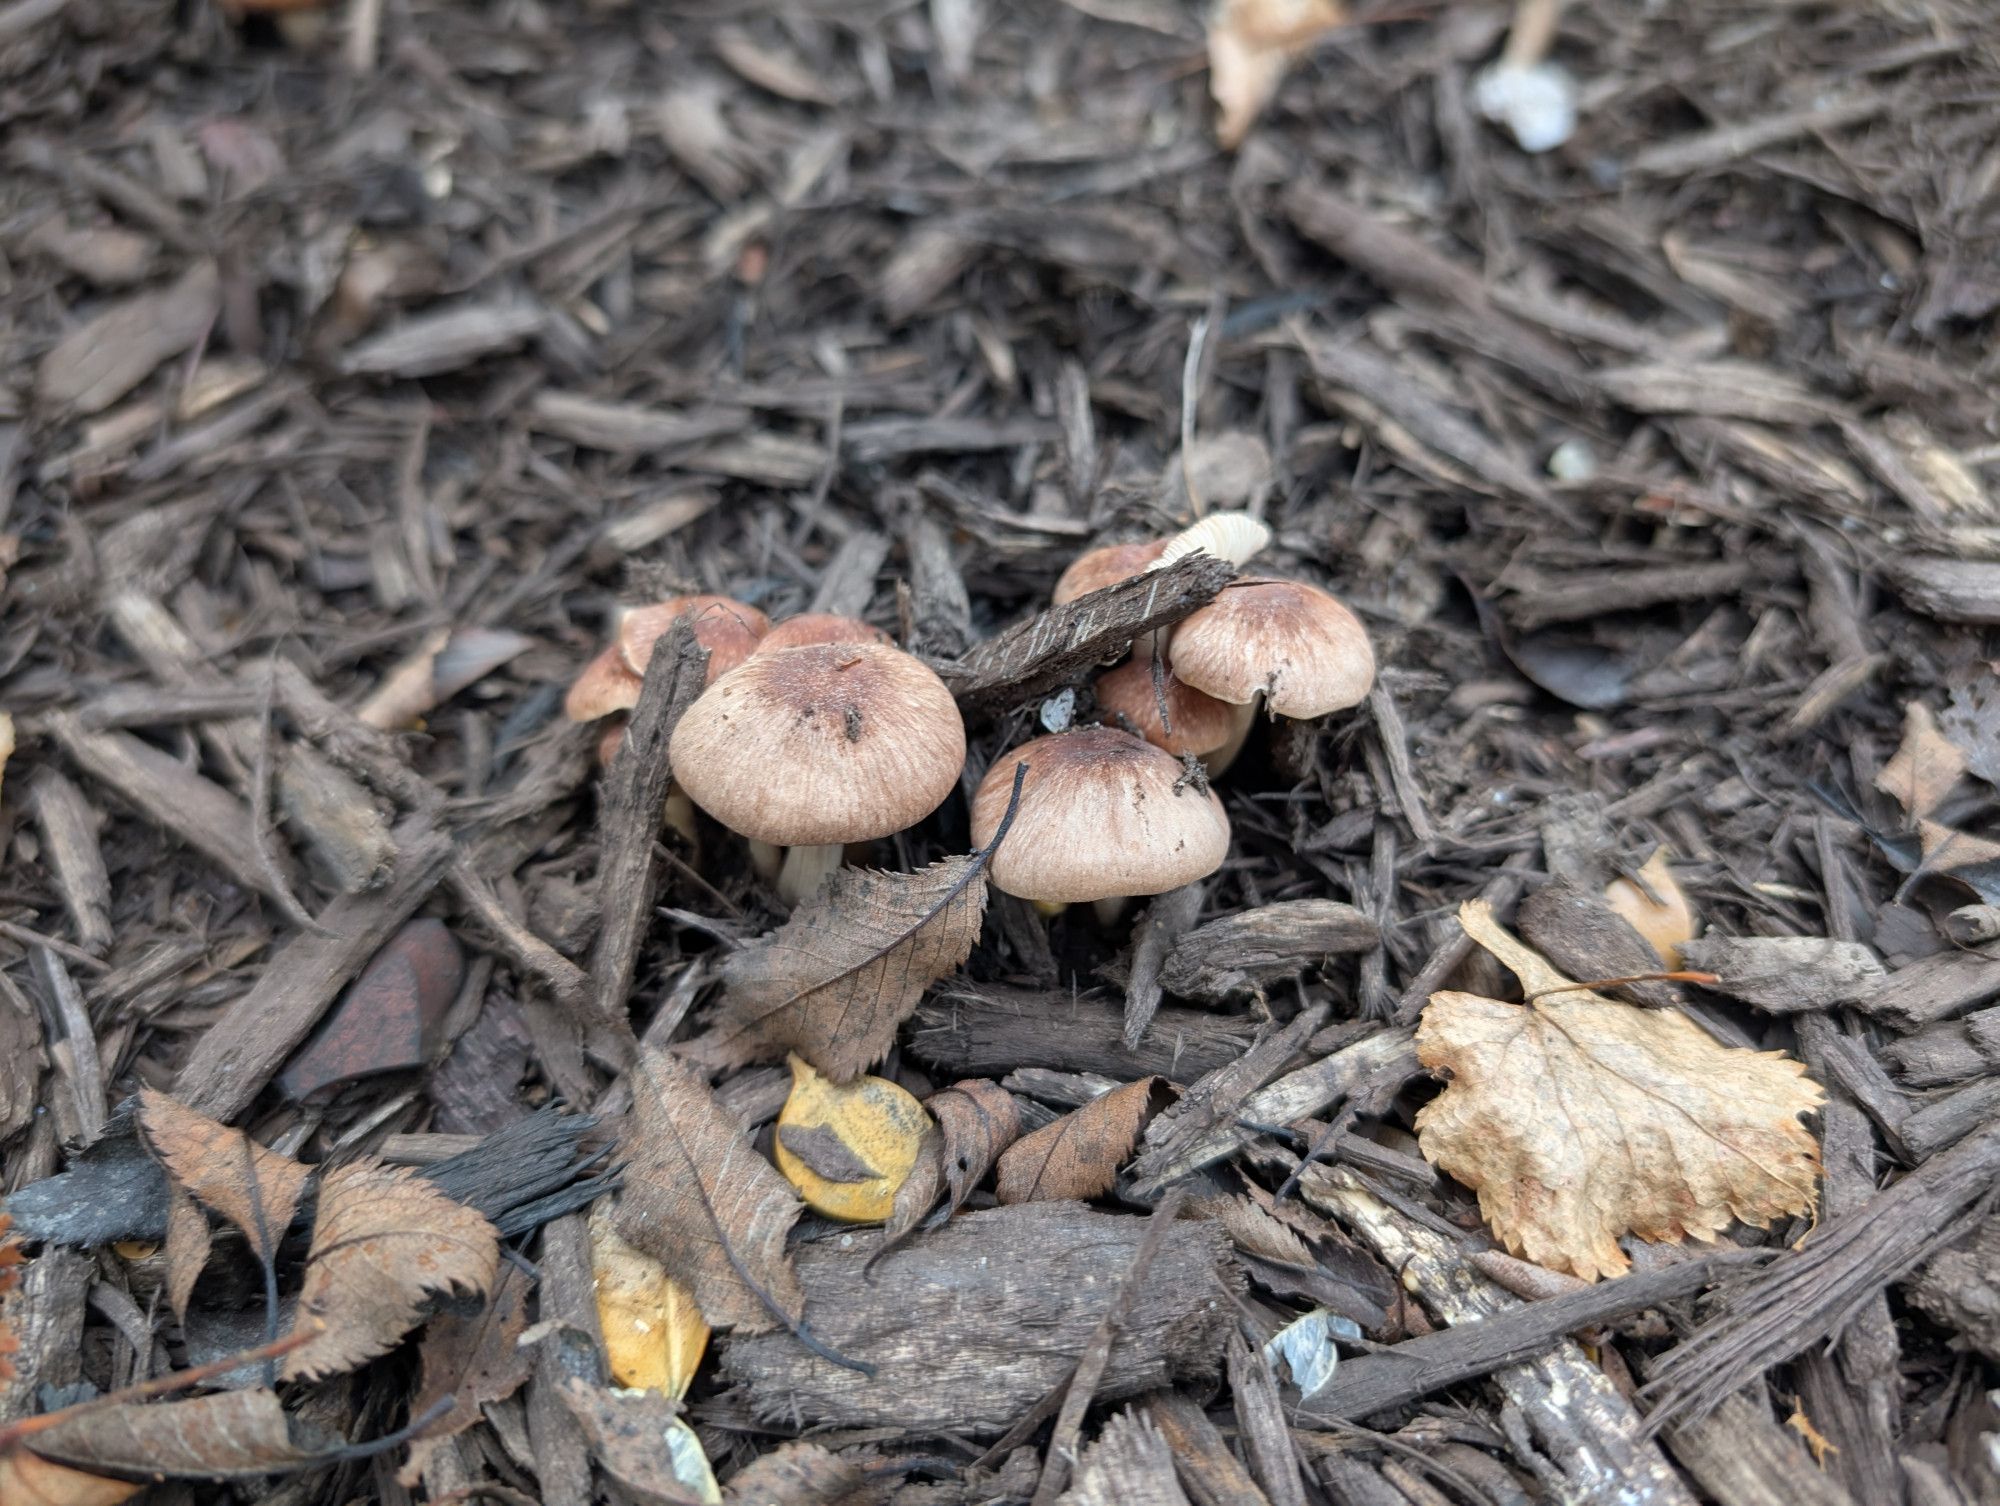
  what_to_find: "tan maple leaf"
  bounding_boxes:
[1414,901,1824,1282]
[697,855,988,1082]
[281,1159,499,1381]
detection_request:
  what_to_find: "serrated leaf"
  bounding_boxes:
[616,1049,805,1334]
[700,855,990,1082]
[138,1088,310,1266]
[996,1077,1170,1205]
[281,1159,499,1381]
[1414,901,1823,1282]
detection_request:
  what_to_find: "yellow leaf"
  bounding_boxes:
[1415,902,1823,1282]
[1603,848,1697,969]
[587,1201,708,1398]
[772,1055,930,1224]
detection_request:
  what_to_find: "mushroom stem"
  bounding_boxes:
[777,842,845,907]
[1202,698,1259,778]
[747,838,784,884]
[663,786,700,854]
[1092,896,1132,927]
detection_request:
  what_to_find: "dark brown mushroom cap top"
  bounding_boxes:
[669,642,967,845]
[620,595,770,683]
[1052,539,1167,605]
[1168,578,1375,719]
[1093,656,1240,757]
[969,726,1231,903]
[753,613,895,655]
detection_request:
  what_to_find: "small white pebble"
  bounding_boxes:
[1474,62,1578,154]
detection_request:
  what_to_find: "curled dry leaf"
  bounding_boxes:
[1911,818,2000,905]
[772,1055,930,1224]
[397,1262,532,1486]
[1414,902,1824,1282]
[281,1158,499,1381]
[589,1199,710,1397]
[162,1183,210,1323]
[1602,848,1696,969]
[138,1089,310,1264]
[26,1388,331,1480]
[355,628,533,730]
[1875,702,1967,819]
[616,1048,805,1334]
[700,855,989,1082]
[0,1452,140,1506]
[996,1076,1171,1205]
[1208,0,1346,151]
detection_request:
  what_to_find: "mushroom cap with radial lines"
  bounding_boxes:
[1169,578,1375,719]
[1092,656,1240,757]
[754,613,894,655]
[669,643,967,846]
[969,726,1230,903]
[1052,540,1166,605]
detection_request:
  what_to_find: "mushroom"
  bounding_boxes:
[1092,655,1240,761]
[566,594,770,848]
[752,613,894,655]
[968,725,1230,925]
[1165,577,1375,772]
[1052,540,1166,606]
[668,641,967,906]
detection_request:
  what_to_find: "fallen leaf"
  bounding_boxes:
[281,1158,499,1380]
[396,1262,532,1486]
[996,1077,1170,1205]
[26,1388,332,1479]
[722,1441,865,1505]
[277,918,466,1101]
[1876,702,1966,818]
[1208,0,1346,150]
[699,855,989,1081]
[616,1048,805,1334]
[161,1183,210,1323]
[772,1056,930,1224]
[557,1377,716,1506]
[878,1079,1024,1259]
[1414,902,1823,1281]
[588,1200,710,1398]
[1602,848,1697,969]
[1910,818,2000,905]
[1941,670,2000,788]
[137,1089,309,1266]
[36,261,222,416]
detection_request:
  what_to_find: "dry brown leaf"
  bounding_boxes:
[35,261,221,416]
[700,856,989,1082]
[1208,0,1346,150]
[26,1389,331,1480]
[996,1077,1170,1205]
[281,1158,499,1381]
[723,1440,866,1505]
[397,1261,532,1486]
[616,1048,805,1334]
[138,1088,310,1267]
[354,628,533,730]
[1876,702,1967,818]
[876,1078,1022,1262]
[1414,902,1823,1282]
[1911,818,2000,904]
[161,1183,210,1323]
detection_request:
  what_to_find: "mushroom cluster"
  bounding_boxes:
[561,515,1372,925]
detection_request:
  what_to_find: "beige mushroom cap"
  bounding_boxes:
[669,642,966,845]
[1052,540,1167,605]
[754,613,894,655]
[1169,578,1375,719]
[619,595,770,686]
[969,726,1230,903]
[564,644,644,723]
[1093,656,1240,757]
